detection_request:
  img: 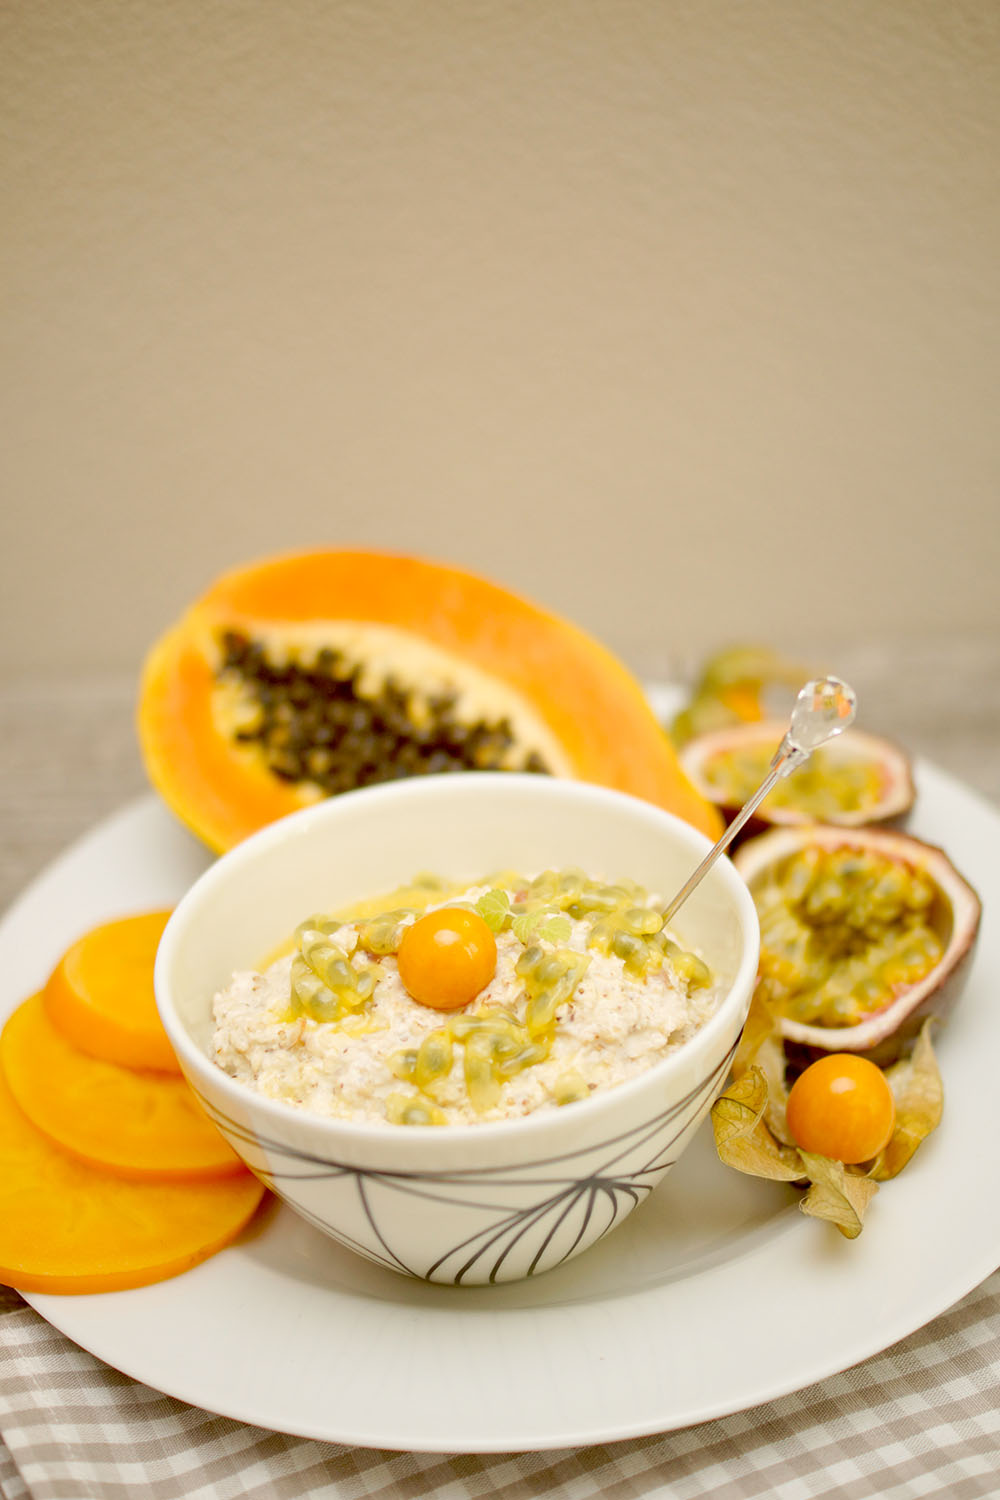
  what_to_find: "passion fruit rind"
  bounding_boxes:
[680,722,915,837]
[734,825,981,1065]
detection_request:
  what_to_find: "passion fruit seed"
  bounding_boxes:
[705,741,882,818]
[506,871,709,987]
[514,945,591,1036]
[667,949,712,988]
[384,1093,448,1127]
[294,911,356,947]
[463,1032,502,1113]
[218,630,550,796]
[753,847,943,1028]
[388,941,594,1117]
[318,870,715,1121]
[355,908,419,956]
[391,1015,558,1116]
[289,918,379,1023]
[414,1031,454,1087]
[551,1070,591,1105]
[588,902,701,983]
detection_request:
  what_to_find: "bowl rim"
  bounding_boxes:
[155,773,760,1145]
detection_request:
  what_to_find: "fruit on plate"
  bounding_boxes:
[0,1069,264,1295]
[670,644,810,745]
[138,549,722,851]
[1,993,244,1180]
[0,911,267,1294]
[734,825,981,1064]
[712,1006,944,1236]
[784,1054,897,1165]
[679,721,916,833]
[43,910,180,1073]
[397,907,499,1011]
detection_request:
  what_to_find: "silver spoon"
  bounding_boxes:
[661,676,857,926]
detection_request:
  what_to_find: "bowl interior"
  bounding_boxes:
[158,774,755,1066]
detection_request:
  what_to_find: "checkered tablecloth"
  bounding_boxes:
[2,1273,998,1500]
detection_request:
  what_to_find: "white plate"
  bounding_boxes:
[2,766,998,1453]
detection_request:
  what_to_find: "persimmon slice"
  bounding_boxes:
[0,1069,265,1294]
[44,910,180,1073]
[0,995,243,1180]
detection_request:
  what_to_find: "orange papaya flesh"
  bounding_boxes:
[1,994,244,1181]
[138,549,723,851]
[44,910,181,1074]
[0,1067,265,1295]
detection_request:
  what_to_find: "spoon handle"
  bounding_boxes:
[661,676,856,928]
[661,742,804,926]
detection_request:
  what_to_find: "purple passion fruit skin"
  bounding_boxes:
[734,825,981,1066]
[680,723,916,838]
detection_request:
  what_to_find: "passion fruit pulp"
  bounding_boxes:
[734,825,981,1064]
[680,722,915,834]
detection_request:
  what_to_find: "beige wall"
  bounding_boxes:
[3,1,998,683]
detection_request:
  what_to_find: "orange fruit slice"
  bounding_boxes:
[1,995,243,1181]
[44,910,180,1073]
[0,1068,264,1294]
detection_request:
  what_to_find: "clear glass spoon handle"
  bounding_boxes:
[661,677,857,927]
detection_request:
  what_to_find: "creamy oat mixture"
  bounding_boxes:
[211,872,723,1126]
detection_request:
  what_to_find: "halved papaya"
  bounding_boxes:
[137,550,722,851]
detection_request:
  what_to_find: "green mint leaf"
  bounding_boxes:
[511,909,544,943]
[475,888,511,933]
[511,908,572,944]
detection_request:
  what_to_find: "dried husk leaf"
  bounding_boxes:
[799,1153,879,1239]
[712,995,945,1237]
[712,1068,880,1236]
[869,1021,943,1182]
[731,993,795,1144]
[731,993,774,1078]
[711,1067,806,1183]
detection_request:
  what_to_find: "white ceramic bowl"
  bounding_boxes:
[155,774,759,1285]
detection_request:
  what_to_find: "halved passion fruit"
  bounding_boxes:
[734,825,981,1063]
[680,721,915,833]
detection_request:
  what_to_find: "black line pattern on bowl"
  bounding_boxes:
[194,1047,734,1283]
